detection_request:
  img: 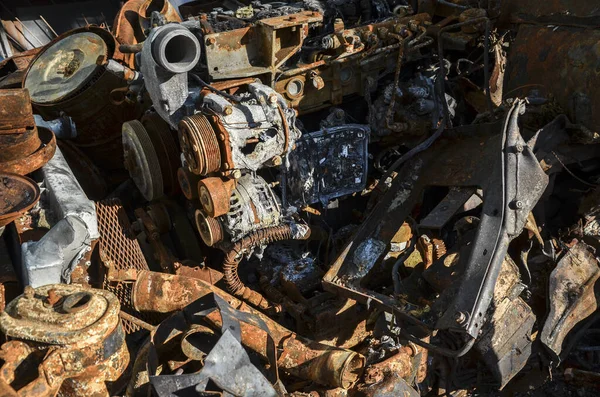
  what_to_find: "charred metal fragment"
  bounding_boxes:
[20,147,98,287]
[436,100,548,338]
[324,100,548,354]
[287,124,370,205]
[124,270,364,389]
[149,293,279,397]
[541,242,600,363]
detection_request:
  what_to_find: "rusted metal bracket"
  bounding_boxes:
[436,100,548,337]
[323,100,548,352]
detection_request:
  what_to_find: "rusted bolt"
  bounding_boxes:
[311,75,325,90]
[46,288,61,306]
[206,37,216,46]
[218,133,226,141]
[268,94,278,104]
[454,311,467,325]
[224,106,233,115]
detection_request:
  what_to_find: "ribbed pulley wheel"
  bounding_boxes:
[178,114,221,175]
[142,113,180,195]
[122,120,164,201]
[177,167,199,200]
[195,209,223,247]
[198,177,233,218]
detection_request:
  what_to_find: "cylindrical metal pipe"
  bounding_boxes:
[132,270,364,389]
[151,24,201,74]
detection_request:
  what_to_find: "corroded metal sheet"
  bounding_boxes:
[505,25,600,131]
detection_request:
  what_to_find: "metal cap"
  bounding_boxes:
[25,31,109,104]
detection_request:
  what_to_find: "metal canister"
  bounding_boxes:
[24,26,142,172]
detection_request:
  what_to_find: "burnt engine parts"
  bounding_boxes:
[5,1,600,396]
[195,173,281,246]
[122,113,180,202]
[24,27,141,174]
[287,124,370,205]
[140,22,202,127]
[179,82,300,175]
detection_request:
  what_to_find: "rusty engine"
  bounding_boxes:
[1,0,600,396]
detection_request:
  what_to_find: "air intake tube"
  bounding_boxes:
[151,24,201,73]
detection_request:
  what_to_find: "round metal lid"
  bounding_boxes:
[24,31,108,104]
[0,173,40,227]
[0,284,119,346]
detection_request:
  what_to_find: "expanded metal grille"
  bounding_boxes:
[96,198,163,332]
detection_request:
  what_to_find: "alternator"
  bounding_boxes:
[195,174,281,246]
[179,82,300,176]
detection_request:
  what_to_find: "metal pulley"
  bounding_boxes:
[194,174,281,246]
[122,114,180,202]
[0,284,128,396]
[123,120,164,201]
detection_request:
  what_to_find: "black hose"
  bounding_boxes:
[189,73,243,103]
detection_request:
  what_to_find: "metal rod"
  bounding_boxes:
[39,15,58,37]
[101,12,110,31]
[14,17,45,47]
[7,23,37,49]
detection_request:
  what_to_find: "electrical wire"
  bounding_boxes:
[189,73,243,103]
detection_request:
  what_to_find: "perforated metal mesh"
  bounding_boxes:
[96,199,163,332]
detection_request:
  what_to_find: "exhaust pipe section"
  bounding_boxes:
[131,270,364,389]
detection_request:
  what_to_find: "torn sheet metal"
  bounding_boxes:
[20,146,98,287]
[125,270,364,389]
[149,293,280,397]
[541,242,600,362]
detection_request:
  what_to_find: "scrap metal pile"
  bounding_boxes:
[2,0,600,395]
